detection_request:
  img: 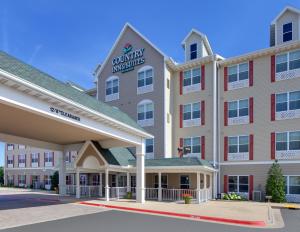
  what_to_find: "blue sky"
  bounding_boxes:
[0,0,300,166]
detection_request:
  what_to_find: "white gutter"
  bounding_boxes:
[0,69,153,139]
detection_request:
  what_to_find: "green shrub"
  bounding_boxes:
[50,171,59,190]
[266,160,286,203]
[223,193,246,201]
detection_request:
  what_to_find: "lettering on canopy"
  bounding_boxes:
[50,107,81,121]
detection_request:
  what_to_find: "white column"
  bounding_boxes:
[204,173,207,202]
[59,151,66,195]
[213,171,218,199]
[158,172,162,201]
[76,169,80,199]
[127,172,131,192]
[196,172,201,204]
[136,140,145,203]
[105,168,110,201]
[99,173,103,197]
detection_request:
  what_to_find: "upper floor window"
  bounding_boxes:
[283,22,292,42]
[145,138,154,159]
[7,156,13,167]
[183,102,200,121]
[276,91,300,112]
[31,153,39,164]
[190,43,197,60]
[276,131,300,151]
[44,152,54,167]
[18,144,25,150]
[183,137,201,156]
[228,136,249,153]
[137,66,153,94]
[228,99,249,118]
[183,68,200,87]
[137,100,154,127]
[228,63,249,83]
[105,76,119,102]
[7,144,14,151]
[276,50,300,73]
[18,154,26,167]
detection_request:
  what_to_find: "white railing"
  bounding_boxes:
[66,185,76,195]
[110,187,127,199]
[145,188,158,200]
[80,185,101,198]
[162,188,197,201]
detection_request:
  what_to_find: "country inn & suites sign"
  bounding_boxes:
[112,43,145,73]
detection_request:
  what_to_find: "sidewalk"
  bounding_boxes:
[78,199,283,228]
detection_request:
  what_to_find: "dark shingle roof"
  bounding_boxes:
[0,51,145,132]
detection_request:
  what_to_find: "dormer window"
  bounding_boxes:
[190,43,197,60]
[283,22,292,42]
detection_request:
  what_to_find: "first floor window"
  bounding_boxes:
[45,176,51,186]
[19,175,26,185]
[228,136,249,153]
[131,176,136,188]
[154,175,168,188]
[228,176,249,193]
[80,175,87,185]
[66,175,72,185]
[285,176,300,194]
[180,175,190,189]
[145,139,154,154]
[92,175,100,186]
[276,131,300,151]
[118,175,127,187]
[183,137,201,154]
[111,174,116,187]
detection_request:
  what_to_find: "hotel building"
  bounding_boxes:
[3,6,300,202]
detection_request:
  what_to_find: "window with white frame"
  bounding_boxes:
[137,100,154,127]
[18,144,25,150]
[105,76,119,101]
[283,22,292,42]
[183,102,200,121]
[145,138,154,158]
[228,176,249,193]
[183,137,201,156]
[18,154,26,167]
[276,50,300,73]
[228,63,249,83]
[7,156,13,167]
[228,99,249,118]
[7,144,14,151]
[276,91,300,112]
[276,131,300,151]
[180,175,190,189]
[44,152,54,167]
[285,176,300,195]
[190,43,197,60]
[19,175,26,185]
[31,153,39,167]
[183,68,201,87]
[137,66,153,94]
[228,136,249,153]
[118,175,127,187]
[154,174,168,188]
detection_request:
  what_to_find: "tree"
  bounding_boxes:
[50,171,59,190]
[0,167,3,185]
[266,160,286,203]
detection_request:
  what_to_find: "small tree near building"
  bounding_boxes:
[50,171,59,190]
[266,160,286,203]
[0,166,4,185]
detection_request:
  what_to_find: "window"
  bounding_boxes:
[183,68,201,87]
[276,131,300,151]
[19,175,26,185]
[45,175,51,186]
[131,175,136,188]
[276,50,300,73]
[105,76,119,101]
[183,102,200,121]
[228,136,249,153]
[66,175,72,185]
[92,175,100,186]
[228,99,249,118]
[44,152,54,166]
[18,144,25,149]
[111,174,116,187]
[276,91,300,112]
[285,176,300,195]
[7,144,14,151]
[137,100,154,127]
[154,175,168,188]
[145,139,154,154]
[228,63,249,83]
[138,68,153,88]
[228,176,249,193]
[183,137,201,155]
[31,153,39,166]
[283,22,292,42]
[180,175,190,189]
[65,152,71,163]
[18,154,26,167]
[80,174,87,185]
[190,43,197,60]
[7,156,13,167]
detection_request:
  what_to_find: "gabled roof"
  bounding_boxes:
[271,6,300,24]
[95,23,168,78]
[181,29,213,55]
[0,51,146,132]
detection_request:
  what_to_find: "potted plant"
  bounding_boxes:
[126,191,132,199]
[182,193,192,204]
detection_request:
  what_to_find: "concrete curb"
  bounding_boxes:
[79,202,266,227]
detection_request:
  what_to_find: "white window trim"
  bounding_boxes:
[284,175,300,196]
[275,131,300,160]
[228,99,249,125]
[105,76,119,102]
[7,144,14,151]
[228,175,249,195]
[183,101,201,128]
[228,62,249,90]
[228,135,249,161]
[183,67,201,94]
[275,49,300,81]
[44,152,54,167]
[18,154,26,168]
[137,99,154,127]
[145,138,154,159]
[7,155,13,168]
[275,90,300,120]
[137,65,154,95]
[31,153,39,168]
[183,136,201,157]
